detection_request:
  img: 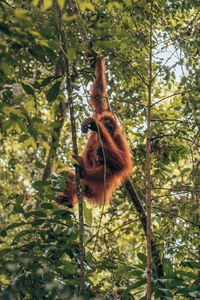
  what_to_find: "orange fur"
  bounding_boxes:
[90,56,108,115]
[57,57,133,205]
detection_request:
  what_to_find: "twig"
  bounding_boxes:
[152,234,199,260]
[151,48,177,83]
[151,191,194,201]
[152,88,198,107]
[104,218,143,235]
[153,206,199,227]
[111,51,148,86]
[151,119,194,125]
[150,134,200,147]
[152,187,200,192]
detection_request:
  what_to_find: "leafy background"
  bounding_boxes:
[0,0,200,299]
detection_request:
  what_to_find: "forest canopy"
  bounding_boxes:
[0,0,200,299]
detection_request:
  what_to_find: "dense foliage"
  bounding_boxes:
[0,0,200,299]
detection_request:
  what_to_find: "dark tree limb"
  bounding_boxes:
[125,180,165,288]
[42,100,67,181]
[53,5,85,295]
[60,33,85,299]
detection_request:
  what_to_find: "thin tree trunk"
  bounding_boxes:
[42,111,66,181]
[146,1,153,298]
[125,181,165,285]
[54,4,85,293]
[62,44,85,296]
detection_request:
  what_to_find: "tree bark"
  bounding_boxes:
[56,5,85,295]
[62,42,85,297]
[146,1,153,297]
[125,181,165,281]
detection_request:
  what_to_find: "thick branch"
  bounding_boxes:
[63,51,85,295]
[42,102,67,181]
[58,5,85,293]
[146,1,153,298]
[125,180,165,281]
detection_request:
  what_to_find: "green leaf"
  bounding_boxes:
[116,265,133,274]
[68,47,76,61]
[21,83,35,96]
[60,261,76,276]
[2,120,12,131]
[30,219,45,226]
[19,134,29,143]
[46,194,55,200]
[45,47,56,60]
[123,0,132,7]
[163,152,169,164]
[42,0,53,11]
[122,279,146,297]
[46,81,61,102]
[29,45,47,62]
[32,0,40,6]
[176,270,197,279]
[163,258,173,275]
[8,194,21,200]
[0,248,11,255]
[24,211,35,219]
[14,230,31,240]
[0,62,12,75]
[53,209,71,216]
[137,252,147,263]
[33,81,40,89]
[0,230,7,237]
[16,195,24,204]
[171,152,179,162]
[32,180,51,192]
[129,270,144,277]
[83,202,92,227]
[28,125,38,140]
[107,1,122,12]
[6,222,26,230]
[40,203,54,209]
[33,211,47,218]
[13,205,24,213]
[182,168,190,174]
[35,161,45,168]
[0,22,11,35]
[79,1,95,12]
[41,76,55,87]
[182,261,200,269]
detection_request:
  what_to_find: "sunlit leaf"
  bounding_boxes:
[41,0,53,11]
[79,1,95,12]
[32,0,40,6]
[57,0,65,10]
[107,1,122,12]
[83,202,92,227]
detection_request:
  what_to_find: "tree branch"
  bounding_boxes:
[125,180,165,283]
